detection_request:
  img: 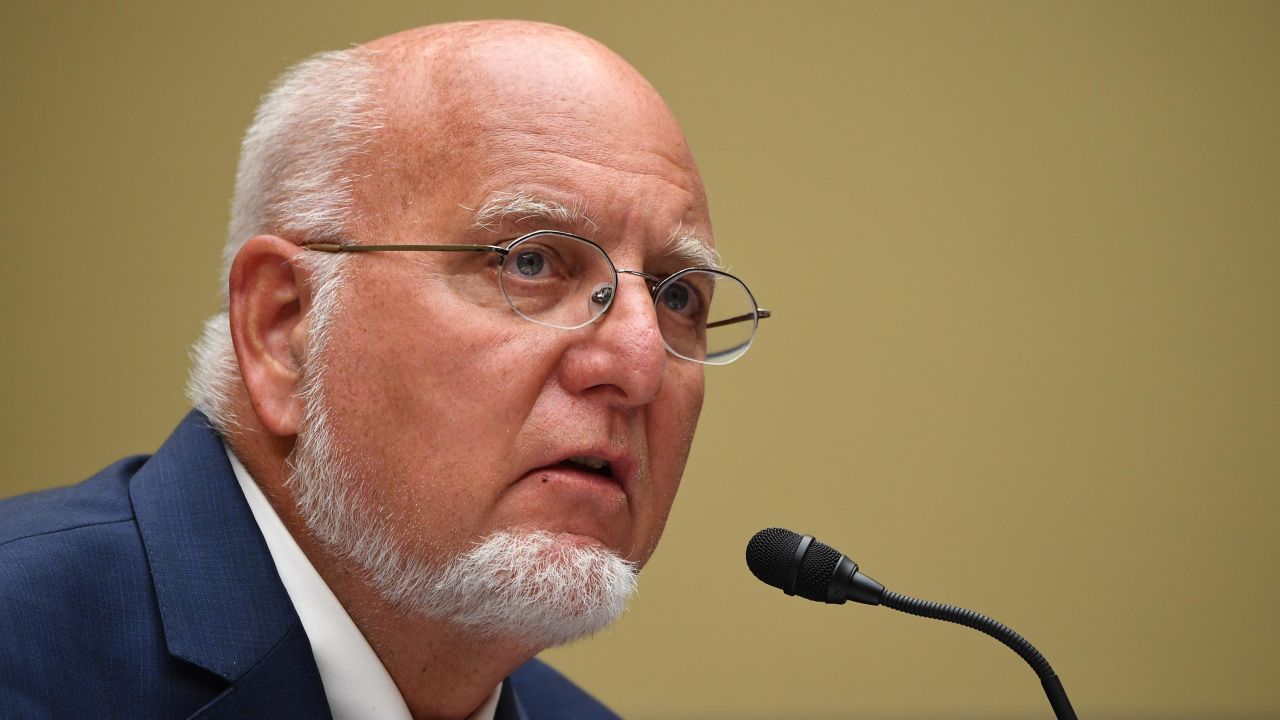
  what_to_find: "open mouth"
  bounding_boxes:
[558,455,614,480]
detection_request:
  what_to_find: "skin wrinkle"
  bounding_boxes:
[516,150,701,218]
[459,140,707,251]
[497,131,701,195]
[469,191,719,270]
[485,115,689,164]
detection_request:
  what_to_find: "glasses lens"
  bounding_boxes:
[656,269,759,365]
[499,232,615,329]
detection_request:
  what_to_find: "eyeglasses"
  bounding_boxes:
[302,230,770,365]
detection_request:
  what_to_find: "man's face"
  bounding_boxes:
[309,39,711,575]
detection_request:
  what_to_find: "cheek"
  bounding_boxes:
[328,267,534,425]
[635,368,705,562]
[662,368,706,460]
[313,320,544,560]
[322,277,561,446]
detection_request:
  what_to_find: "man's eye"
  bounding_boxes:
[660,281,702,316]
[514,250,548,277]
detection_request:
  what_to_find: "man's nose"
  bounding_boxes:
[560,275,667,407]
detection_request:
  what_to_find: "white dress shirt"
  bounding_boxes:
[227,446,501,720]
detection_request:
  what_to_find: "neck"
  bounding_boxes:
[228,429,538,720]
[298,533,535,720]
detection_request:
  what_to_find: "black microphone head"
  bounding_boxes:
[746,527,848,603]
[746,527,803,590]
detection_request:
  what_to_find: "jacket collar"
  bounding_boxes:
[129,410,306,683]
[129,411,529,719]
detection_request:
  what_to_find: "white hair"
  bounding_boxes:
[186,48,383,433]
[470,191,598,233]
[420,530,637,646]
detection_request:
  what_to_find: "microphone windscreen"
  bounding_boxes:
[746,527,802,590]
[746,527,845,602]
[794,537,842,602]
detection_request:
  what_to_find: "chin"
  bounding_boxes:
[412,530,641,648]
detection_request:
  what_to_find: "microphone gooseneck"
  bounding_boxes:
[745,527,1078,720]
[879,591,1051,678]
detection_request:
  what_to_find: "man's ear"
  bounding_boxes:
[228,235,315,437]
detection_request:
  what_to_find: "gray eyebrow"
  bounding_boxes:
[468,191,598,233]
[466,191,721,270]
[664,221,722,271]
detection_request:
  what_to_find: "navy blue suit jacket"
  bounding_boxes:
[0,411,618,719]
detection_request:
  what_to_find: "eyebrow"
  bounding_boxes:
[467,191,722,270]
[468,191,598,233]
[664,221,722,270]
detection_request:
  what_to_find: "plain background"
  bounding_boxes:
[2,2,1277,718]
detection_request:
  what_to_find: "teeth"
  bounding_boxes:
[568,455,609,471]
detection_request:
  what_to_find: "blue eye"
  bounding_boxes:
[660,280,701,316]
[514,250,547,277]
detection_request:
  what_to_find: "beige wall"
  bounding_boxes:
[3,2,1277,718]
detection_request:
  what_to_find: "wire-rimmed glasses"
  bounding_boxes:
[302,230,770,365]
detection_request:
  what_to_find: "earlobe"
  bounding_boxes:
[228,235,311,437]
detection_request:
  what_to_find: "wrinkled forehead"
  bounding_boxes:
[356,28,711,250]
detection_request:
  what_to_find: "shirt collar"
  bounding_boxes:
[226,444,501,720]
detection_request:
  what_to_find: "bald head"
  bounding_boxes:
[364,20,669,115]
[348,21,709,247]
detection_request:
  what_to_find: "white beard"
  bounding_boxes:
[285,373,638,649]
[406,529,638,647]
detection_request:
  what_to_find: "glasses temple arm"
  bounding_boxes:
[300,243,507,255]
[706,308,772,329]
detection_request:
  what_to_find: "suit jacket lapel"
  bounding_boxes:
[130,411,329,718]
[188,621,331,719]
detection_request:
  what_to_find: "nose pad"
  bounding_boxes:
[590,284,614,307]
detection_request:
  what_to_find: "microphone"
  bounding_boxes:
[746,528,1078,720]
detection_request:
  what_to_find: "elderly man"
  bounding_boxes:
[0,20,767,720]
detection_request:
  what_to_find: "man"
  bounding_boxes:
[0,20,767,719]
